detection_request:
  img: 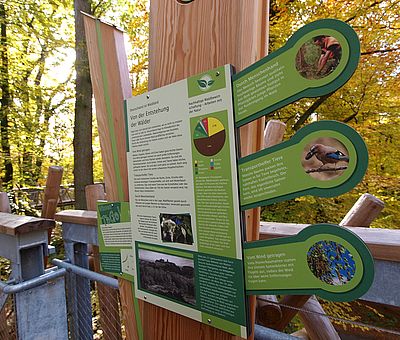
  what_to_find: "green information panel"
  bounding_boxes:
[97,201,134,281]
[238,120,368,210]
[125,65,247,337]
[244,224,374,302]
[112,18,374,338]
[233,19,360,126]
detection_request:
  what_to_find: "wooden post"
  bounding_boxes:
[256,295,282,327]
[255,120,286,327]
[41,166,63,219]
[0,192,10,338]
[41,166,63,267]
[340,193,384,227]
[85,1,268,338]
[83,15,139,340]
[148,1,268,339]
[299,296,340,340]
[0,192,11,213]
[85,184,122,340]
[273,194,385,337]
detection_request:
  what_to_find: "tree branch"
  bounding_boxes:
[306,166,348,174]
[293,93,333,131]
[361,47,400,55]
[345,0,384,23]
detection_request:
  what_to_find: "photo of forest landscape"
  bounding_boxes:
[139,249,196,306]
[307,240,356,285]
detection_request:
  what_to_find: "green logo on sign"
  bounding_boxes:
[197,74,215,91]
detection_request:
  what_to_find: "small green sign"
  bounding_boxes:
[233,19,360,126]
[244,224,374,302]
[238,121,368,210]
[97,201,134,281]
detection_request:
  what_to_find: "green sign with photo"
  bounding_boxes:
[233,19,360,126]
[244,224,374,302]
[97,201,135,281]
[238,120,368,210]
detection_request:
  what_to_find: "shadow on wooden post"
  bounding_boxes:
[85,184,122,340]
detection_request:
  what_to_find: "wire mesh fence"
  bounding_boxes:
[0,294,16,340]
[65,270,125,340]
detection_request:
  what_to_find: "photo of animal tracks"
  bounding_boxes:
[160,213,194,245]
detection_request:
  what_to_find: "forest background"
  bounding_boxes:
[0,0,398,229]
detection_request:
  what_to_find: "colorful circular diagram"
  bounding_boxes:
[193,117,226,156]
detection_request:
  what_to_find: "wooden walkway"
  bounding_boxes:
[13,185,76,209]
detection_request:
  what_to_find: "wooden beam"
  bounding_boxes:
[85,184,122,340]
[0,192,11,213]
[260,222,400,263]
[83,14,140,340]
[55,210,97,226]
[255,120,287,328]
[269,195,386,335]
[299,296,340,340]
[0,213,54,236]
[41,166,63,219]
[149,1,267,339]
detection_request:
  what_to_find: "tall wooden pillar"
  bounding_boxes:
[146,1,268,339]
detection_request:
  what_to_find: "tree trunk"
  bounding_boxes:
[73,0,93,209]
[0,3,13,188]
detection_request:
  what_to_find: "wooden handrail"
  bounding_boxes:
[0,212,54,236]
[54,210,400,263]
[55,210,97,226]
[260,222,400,262]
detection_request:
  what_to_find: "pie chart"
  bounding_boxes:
[193,117,226,156]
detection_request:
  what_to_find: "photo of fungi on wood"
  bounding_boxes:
[138,248,196,306]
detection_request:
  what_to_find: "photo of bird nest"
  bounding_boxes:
[302,137,349,181]
[307,240,356,286]
[295,35,342,79]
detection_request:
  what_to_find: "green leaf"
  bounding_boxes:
[197,80,207,88]
[208,80,214,86]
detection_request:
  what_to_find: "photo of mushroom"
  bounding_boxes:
[302,137,349,181]
[295,35,342,79]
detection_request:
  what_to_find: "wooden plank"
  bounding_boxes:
[83,14,140,340]
[85,184,122,340]
[259,222,400,262]
[149,1,267,339]
[0,192,11,213]
[41,166,63,219]
[55,210,97,226]
[0,213,54,236]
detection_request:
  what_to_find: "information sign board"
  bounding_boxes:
[95,19,375,337]
[233,19,360,126]
[244,224,374,302]
[97,201,134,280]
[125,65,247,337]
